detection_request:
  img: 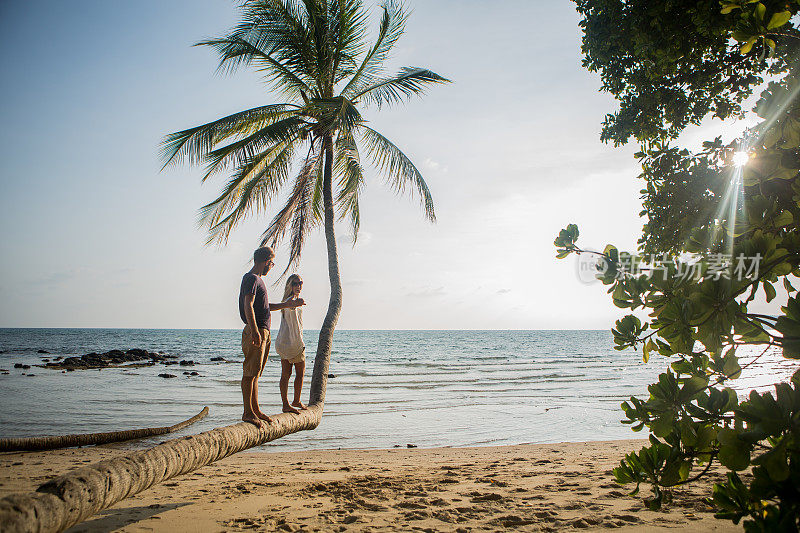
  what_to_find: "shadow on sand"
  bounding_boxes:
[64,502,190,533]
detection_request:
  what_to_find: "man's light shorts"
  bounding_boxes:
[242,325,270,378]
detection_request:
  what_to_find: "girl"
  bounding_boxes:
[276,274,308,413]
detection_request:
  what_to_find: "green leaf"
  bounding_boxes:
[773,210,793,227]
[764,281,776,302]
[718,428,751,471]
[767,10,792,29]
[740,37,758,54]
[643,339,655,363]
[754,3,766,22]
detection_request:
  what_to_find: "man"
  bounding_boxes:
[239,246,304,428]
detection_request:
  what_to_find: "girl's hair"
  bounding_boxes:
[282,274,302,302]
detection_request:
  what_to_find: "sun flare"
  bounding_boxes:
[732,151,751,167]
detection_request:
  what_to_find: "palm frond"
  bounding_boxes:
[202,116,306,179]
[359,125,435,222]
[334,128,364,241]
[199,137,299,229]
[354,67,450,108]
[259,142,324,271]
[340,0,407,99]
[196,36,314,100]
[201,138,300,246]
[160,104,296,169]
[230,0,320,83]
[327,0,369,85]
[306,96,363,133]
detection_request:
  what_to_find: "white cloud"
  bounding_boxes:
[422,157,448,174]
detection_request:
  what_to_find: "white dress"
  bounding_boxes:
[275,305,305,363]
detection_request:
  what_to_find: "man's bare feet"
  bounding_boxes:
[282,404,300,414]
[291,401,308,410]
[255,411,273,423]
[242,414,263,429]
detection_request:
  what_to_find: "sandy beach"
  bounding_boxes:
[0,439,740,532]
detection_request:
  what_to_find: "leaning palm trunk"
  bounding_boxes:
[0,407,209,453]
[0,0,444,528]
[0,406,325,533]
[0,144,344,533]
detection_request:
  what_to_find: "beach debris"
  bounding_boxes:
[0,406,209,452]
[42,349,178,370]
[158,373,177,379]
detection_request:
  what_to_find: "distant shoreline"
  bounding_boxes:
[0,327,611,331]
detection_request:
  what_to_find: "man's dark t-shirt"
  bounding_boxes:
[239,272,270,330]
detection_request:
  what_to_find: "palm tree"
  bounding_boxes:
[0,3,449,530]
[161,0,448,407]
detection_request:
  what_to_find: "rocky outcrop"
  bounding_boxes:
[43,349,177,370]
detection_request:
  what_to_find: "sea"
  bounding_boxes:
[0,329,795,452]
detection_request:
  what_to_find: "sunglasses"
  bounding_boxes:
[292,281,303,286]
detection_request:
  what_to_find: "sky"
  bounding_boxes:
[0,1,763,329]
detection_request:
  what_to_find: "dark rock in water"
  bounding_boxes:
[407,444,417,448]
[1,372,8,375]
[44,348,178,370]
[179,360,194,366]
[210,357,225,362]
[328,373,336,378]
[158,373,177,378]
[163,361,178,366]
[14,364,31,369]
[42,358,50,362]
[190,371,199,376]
[37,350,50,354]
[27,374,35,377]
[0,350,5,354]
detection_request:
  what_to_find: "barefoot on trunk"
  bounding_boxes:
[255,412,273,423]
[291,401,308,410]
[242,415,263,429]
[283,404,301,414]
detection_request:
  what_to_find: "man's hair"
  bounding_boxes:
[253,246,275,263]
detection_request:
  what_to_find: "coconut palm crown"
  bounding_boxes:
[161,0,449,275]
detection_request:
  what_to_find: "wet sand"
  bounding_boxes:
[0,440,740,532]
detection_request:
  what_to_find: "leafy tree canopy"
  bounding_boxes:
[577,0,800,146]
[558,1,800,530]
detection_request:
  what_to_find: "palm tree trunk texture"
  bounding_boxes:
[310,133,343,405]
[0,407,209,453]
[0,138,345,533]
